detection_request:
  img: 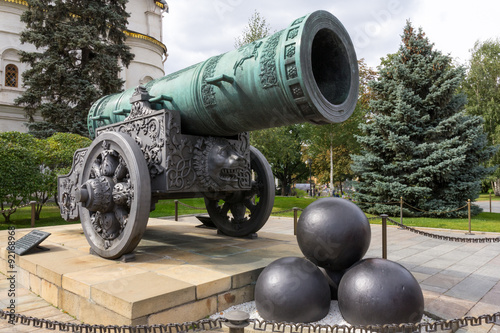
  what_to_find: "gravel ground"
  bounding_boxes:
[210,300,348,326]
[210,301,432,327]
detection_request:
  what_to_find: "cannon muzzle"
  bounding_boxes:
[88,10,358,138]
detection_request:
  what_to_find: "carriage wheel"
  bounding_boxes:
[78,132,151,259]
[204,146,275,236]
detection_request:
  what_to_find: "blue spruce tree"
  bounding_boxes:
[351,22,496,217]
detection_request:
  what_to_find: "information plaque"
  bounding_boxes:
[14,230,51,255]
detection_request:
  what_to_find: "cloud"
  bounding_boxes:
[162,0,500,74]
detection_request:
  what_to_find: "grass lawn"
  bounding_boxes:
[1,196,499,233]
[477,193,500,201]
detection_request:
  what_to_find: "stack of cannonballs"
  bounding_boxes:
[254,198,424,325]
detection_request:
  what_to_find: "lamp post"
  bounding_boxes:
[306,159,312,196]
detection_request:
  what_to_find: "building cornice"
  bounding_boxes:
[1,0,167,55]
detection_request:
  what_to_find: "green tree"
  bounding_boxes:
[351,22,495,217]
[462,39,500,194]
[0,132,91,222]
[16,0,134,138]
[251,125,308,196]
[36,133,92,219]
[234,10,272,48]
[0,133,41,223]
[305,59,377,193]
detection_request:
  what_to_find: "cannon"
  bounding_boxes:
[57,10,359,259]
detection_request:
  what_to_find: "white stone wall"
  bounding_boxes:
[0,0,166,133]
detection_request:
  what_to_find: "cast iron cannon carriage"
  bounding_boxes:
[57,10,359,259]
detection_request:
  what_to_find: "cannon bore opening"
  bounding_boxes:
[311,28,351,106]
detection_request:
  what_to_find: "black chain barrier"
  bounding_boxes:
[384,217,500,243]
[1,309,499,333]
[0,309,226,332]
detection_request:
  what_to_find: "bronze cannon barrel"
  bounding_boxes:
[87,10,358,138]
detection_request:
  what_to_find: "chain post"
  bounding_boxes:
[174,200,179,221]
[224,311,250,333]
[490,192,492,213]
[293,207,298,235]
[380,214,388,259]
[30,201,36,227]
[466,199,474,235]
[399,197,404,230]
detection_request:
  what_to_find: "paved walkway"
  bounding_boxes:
[1,215,500,332]
[475,200,500,213]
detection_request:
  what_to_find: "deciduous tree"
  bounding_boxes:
[462,39,500,194]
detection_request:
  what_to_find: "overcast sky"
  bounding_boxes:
[161,0,499,75]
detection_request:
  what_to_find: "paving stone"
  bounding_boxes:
[421,273,465,291]
[411,265,443,276]
[442,264,479,278]
[426,295,476,319]
[445,275,498,302]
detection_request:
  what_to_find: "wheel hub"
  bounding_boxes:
[78,176,115,213]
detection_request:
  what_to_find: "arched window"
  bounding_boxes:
[5,64,18,88]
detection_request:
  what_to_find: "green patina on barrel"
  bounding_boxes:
[87,10,359,138]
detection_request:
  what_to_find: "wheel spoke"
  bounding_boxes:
[244,197,256,214]
[220,201,231,216]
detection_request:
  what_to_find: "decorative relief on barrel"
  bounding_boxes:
[234,41,263,75]
[260,31,283,89]
[201,55,223,107]
[285,44,296,59]
[286,64,298,80]
[290,84,304,99]
[287,27,299,40]
[291,16,305,26]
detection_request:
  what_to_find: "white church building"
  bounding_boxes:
[0,0,168,132]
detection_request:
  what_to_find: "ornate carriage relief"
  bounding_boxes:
[193,137,250,191]
[126,86,155,121]
[58,148,88,221]
[164,110,196,191]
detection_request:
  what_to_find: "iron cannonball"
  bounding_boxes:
[254,257,331,323]
[338,258,424,326]
[296,198,371,271]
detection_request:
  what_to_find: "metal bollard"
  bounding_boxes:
[174,200,179,221]
[380,214,388,259]
[293,207,299,235]
[466,199,474,235]
[224,311,250,333]
[30,201,37,227]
